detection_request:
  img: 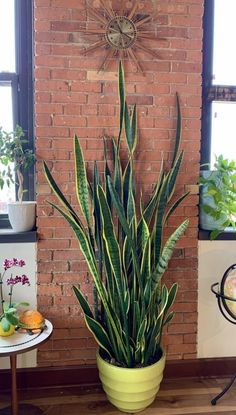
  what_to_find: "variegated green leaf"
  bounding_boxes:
[151,219,189,287]
[84,314,112,357]
[73,285,94,319]
[118,60,125,146]
[74,135,91,227]
[43,161,78,221]
[172,92,181,167]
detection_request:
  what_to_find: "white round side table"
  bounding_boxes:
[0,319,53,415]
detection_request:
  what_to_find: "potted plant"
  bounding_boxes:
[0,258,30,337]
[44,63,189,413]
[0,125,36,232]
[199,155,236,239]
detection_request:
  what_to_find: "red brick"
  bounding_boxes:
[35,0,204,365]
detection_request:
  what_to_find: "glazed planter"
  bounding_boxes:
[199,171,227,231]
[8,201,36,232]
[96,350,166,413]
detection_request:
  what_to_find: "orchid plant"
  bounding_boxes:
[0,258,30,333]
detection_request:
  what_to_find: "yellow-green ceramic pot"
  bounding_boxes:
[96,350,166,413]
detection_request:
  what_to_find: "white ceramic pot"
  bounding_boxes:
[8,201,36,232]
[199,171,227,231]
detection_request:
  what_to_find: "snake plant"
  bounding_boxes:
[44,62,189,368]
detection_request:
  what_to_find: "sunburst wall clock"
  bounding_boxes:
[78,0,163,73]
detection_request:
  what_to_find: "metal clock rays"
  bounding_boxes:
[78,0,163,72]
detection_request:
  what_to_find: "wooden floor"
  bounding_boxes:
[1,378,236,414]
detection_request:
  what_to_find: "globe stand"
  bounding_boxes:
[211,263,236,405]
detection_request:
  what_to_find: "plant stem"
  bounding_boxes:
[17,169,24,202]
[0,273,4,315]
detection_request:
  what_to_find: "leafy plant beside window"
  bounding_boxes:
[0,125,35,202]
[199,155,236,239]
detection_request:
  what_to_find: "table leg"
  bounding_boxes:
[10,354,18,415]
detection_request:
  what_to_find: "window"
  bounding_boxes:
[202,0,236,168]
[0,0,33,227]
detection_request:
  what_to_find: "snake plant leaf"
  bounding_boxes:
[144,287,168,364]
[127,185,136,225]
[49,203,109,307]
[124,102,132,153]
[163,310,175,326]
[152,174,170,266]
[168,151,184,201]
[152,219,189,287]
[171,92,181,168]
[103,137,112,210]
[74,135,91,228]
[135,317,147,364]
[165,282,178,312]
[122,235,132,272]
[125,103,137,155]
[131,104,138,154]
[138,215,150,253]
[165,192,190,222]
[112,138,122,199]
[107,176,145,304]
[103,241,115,304]
[51,201,129,364]
[43,161,78,221]
[97,185,132,366]
[141,237,151,285]
[93,161,102,268]
[136,316,147,347]
[73,285,94,319]
[118,60,125,146]
[97,185,123,292]
[124,290,130,315]
[123,160,131,215]
[84,314,113,357]
[132,301,141,341]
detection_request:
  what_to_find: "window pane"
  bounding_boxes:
[210,101,236,168]
[213,0,236,85]
[0,85,15,214]
[0,0,15,72]
[0,85,13,130]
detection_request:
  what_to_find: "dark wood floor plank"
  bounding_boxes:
[1,378,236,414]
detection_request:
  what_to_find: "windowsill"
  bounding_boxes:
[199,228,236,241]
[0,228,37,243]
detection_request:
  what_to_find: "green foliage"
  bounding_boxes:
[200,155,236,239]
[44,63,189,368]
[0,125,35,201]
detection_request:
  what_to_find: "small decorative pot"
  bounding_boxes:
[96,350,166,413]
[0,324,15,337]
[8,201,36,232]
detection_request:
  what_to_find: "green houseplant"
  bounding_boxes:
[199,155,236,239]
[0,125,36,232]
[44,63,189,413]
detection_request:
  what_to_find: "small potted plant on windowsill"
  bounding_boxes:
[199,155,236,239]
[0,125,36,232]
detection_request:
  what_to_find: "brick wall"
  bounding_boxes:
[35,0,203,366]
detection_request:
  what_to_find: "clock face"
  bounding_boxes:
[105,16,137,50]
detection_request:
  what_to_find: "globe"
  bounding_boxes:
[221,266,236,318]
